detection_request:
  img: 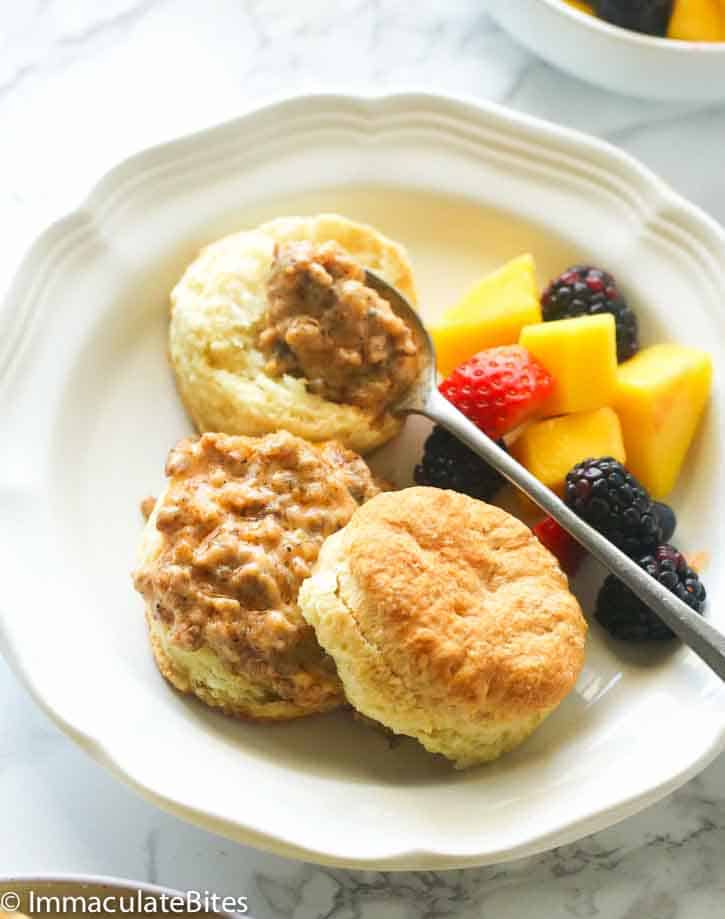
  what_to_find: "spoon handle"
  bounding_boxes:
[422,389,725,681]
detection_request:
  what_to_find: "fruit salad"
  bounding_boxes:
[418,254,713,642]
[564,0,725,42]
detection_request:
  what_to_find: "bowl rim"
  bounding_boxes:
[539,0,725,50]
[2,89,725,869]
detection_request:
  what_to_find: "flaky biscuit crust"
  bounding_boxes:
[169,214,418,454]
[299,487,587,766]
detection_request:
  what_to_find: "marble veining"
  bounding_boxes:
[1,1,724,917]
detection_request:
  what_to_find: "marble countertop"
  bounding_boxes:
[2,1,725,916]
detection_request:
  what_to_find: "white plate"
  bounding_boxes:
[487,0,725,102]
[1,92,725,870]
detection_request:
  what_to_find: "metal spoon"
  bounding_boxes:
[365,268,725,681]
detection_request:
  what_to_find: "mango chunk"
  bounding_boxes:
[519,314,618,416]
[512,407,626,497]
[668,0,725,41]
[431,254,542,377]
[564,0,595,14]
[614,344,712,499]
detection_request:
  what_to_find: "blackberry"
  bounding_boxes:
[565,457,661,557]
[596,544,706,641]
[654,502,677,544]
[593,0,674,36]
[542,266,639,362]
[414,425,505,502]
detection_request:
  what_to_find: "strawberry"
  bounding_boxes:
[439,345,553,440]
[533,517,587,577]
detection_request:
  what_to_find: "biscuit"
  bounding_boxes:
[299,487,587,767]
[169,214,418,454]
[133,431,382,721]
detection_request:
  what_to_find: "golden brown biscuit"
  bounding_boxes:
[133,431,382,721]
[299,487,587,767]
[169,214,419,454]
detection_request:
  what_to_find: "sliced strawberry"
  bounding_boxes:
[439,345,554,440]
[533,517,587,577]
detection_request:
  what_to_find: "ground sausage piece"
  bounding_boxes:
[258,240,420,411]
[133,431,383,707]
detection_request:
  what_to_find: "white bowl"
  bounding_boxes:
[1,92,725,869]
[487,0,725,101]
